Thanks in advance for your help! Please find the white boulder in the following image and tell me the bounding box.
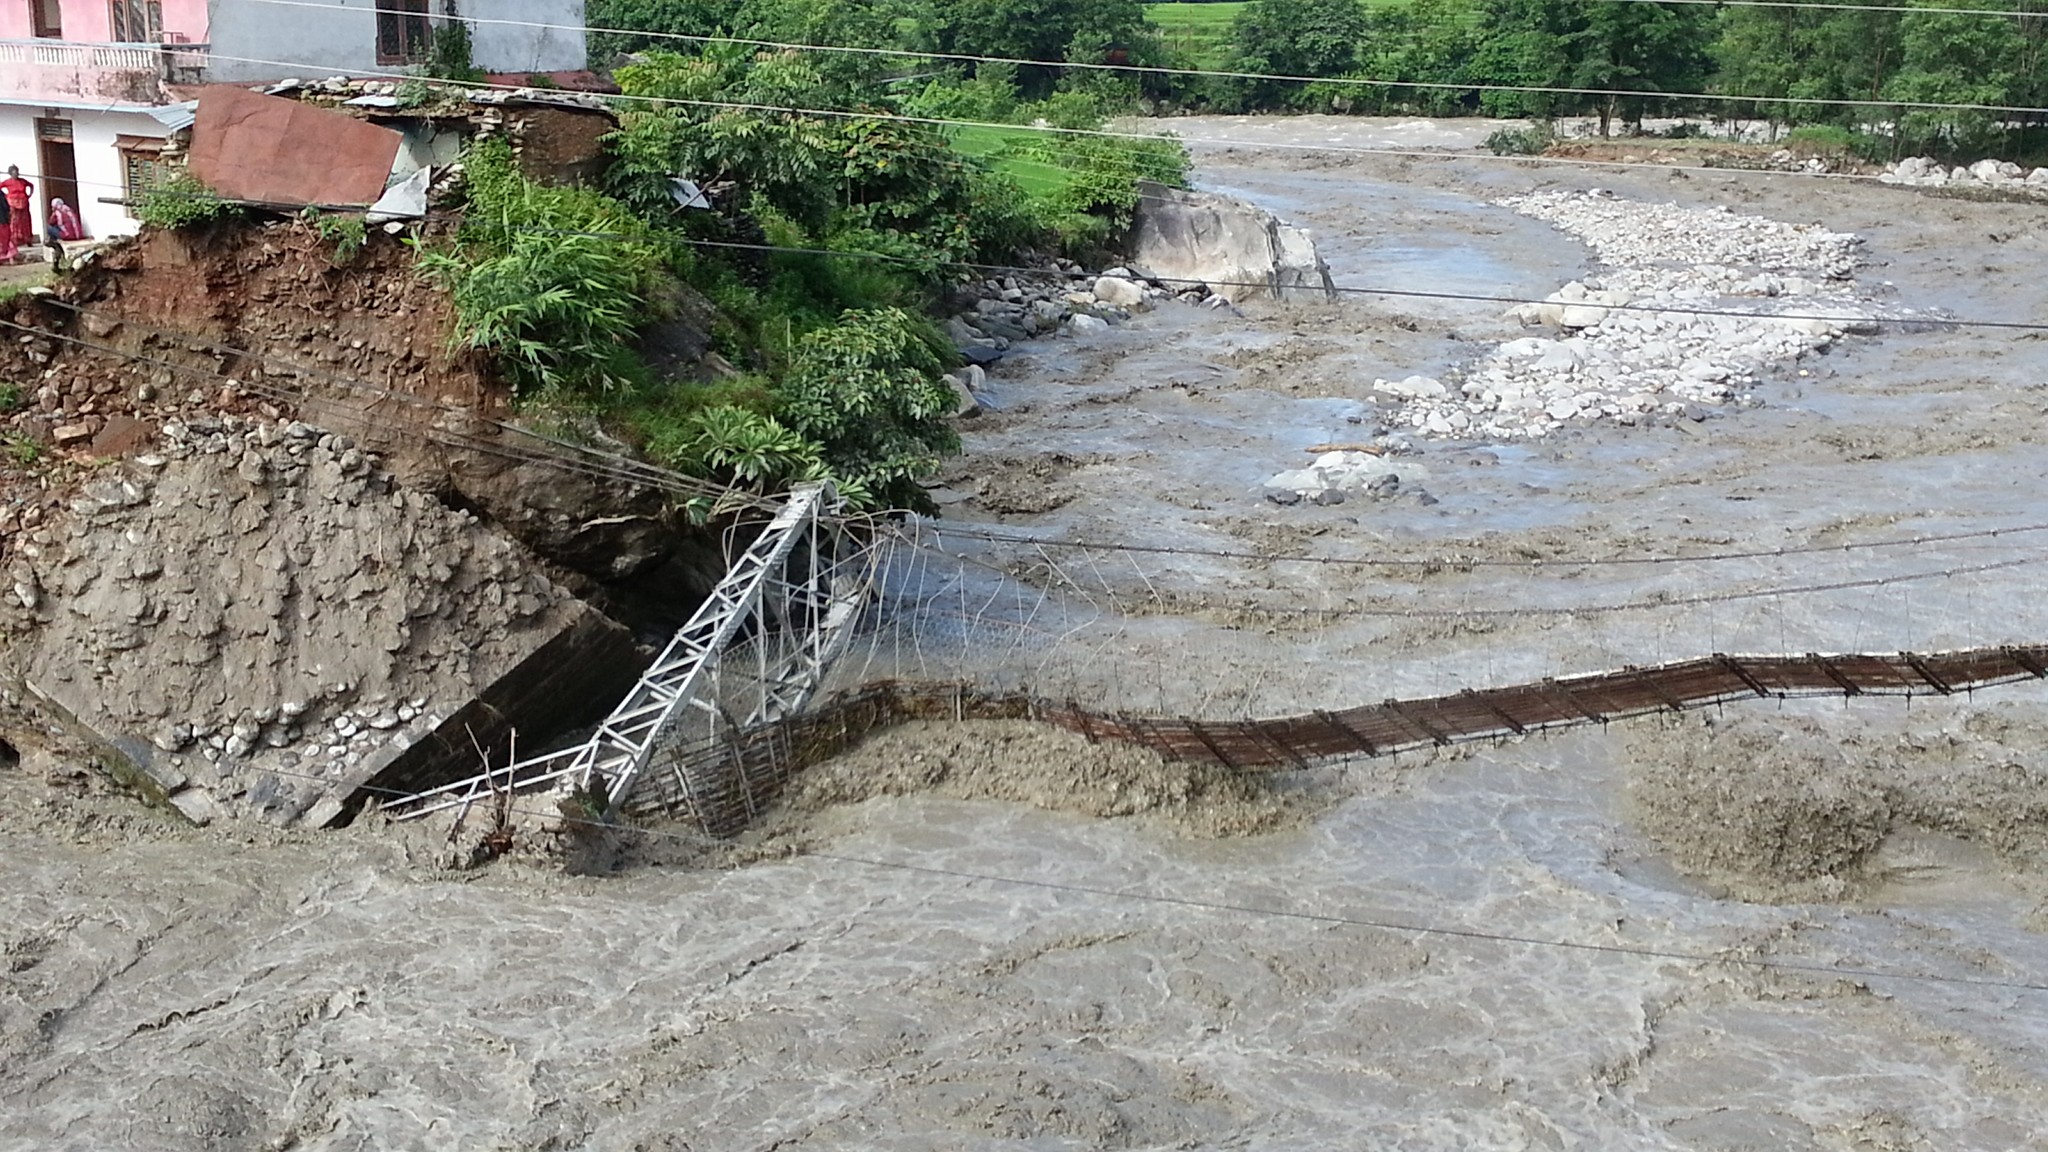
[1091,276,1145,308]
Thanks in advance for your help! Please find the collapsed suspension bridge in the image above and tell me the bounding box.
[380,484,2048,836]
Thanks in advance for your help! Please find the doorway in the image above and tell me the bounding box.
[35,118,80,241]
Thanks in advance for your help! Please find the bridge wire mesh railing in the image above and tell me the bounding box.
[604,515,2048,836]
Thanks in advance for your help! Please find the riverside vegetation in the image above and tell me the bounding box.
[119,0,2047,513]
[423,39,1188,513]
[597,0,2048,160]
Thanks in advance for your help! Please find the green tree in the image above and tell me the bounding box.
[1358,0,1481,116]
[1711,2,1905,133]
[919,0,1154,95]
[1230,0,1370,107]
[586,0,728,62]
[776,308,961,511]
[587,0,898,77]
[1884,3,2025,155]
[1467,0,1578,117]
[1567,2,1712,135]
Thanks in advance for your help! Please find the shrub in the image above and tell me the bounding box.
[428,17,483,82]
[777,307,960,511]
[419,229,649,395]
[1003,94,1191,242]
[419,139,667,395]
[1485,123,1555,156]
[134,173,242,230]
[306,209,369,264]
[1782,124,1889,165]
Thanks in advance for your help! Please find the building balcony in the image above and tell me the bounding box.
[0,38,210,106]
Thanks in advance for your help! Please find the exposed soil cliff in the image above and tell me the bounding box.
[2,221,725,611]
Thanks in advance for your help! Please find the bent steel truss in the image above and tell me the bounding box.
[386,482,873,828]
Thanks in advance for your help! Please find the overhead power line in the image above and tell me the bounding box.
[184,754,2048,998]
[9,303,2038,618]
[892,540,2041,620]
[179,49,2039,194]
[87,185,2048,335]
[918,521,2048,569]
[222,0,2048,116]
[0,310,769,512]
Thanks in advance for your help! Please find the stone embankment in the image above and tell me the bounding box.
[3,415,636,828]
[1880,156,2048,193]
[1264,189,1892,502]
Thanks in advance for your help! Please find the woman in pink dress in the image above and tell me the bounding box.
[47,198,83,241]
[0,166,32,254]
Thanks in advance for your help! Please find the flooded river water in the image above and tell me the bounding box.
[6,120,2048,1149]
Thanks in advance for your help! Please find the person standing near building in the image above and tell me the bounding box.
[0,167,33,259]
[0,194,15,265]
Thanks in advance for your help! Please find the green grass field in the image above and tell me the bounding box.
[1146,1,1414,70]
[1146,2,1246,70]
[950,123,1073,198]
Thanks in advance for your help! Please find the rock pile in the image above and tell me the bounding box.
[1351,191,1880,442]
[942,263,1208,372]
[6,415,629,828]
[940,185,1337,377]
[1879,156,2048,193]
[1261,451,1435,506]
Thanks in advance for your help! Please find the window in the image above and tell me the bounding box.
[117,136,172,204]
[31,0,63,38]
[376,0,433,64]
[108,0,164,42]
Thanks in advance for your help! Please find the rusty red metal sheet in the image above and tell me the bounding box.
[187,87,401,209]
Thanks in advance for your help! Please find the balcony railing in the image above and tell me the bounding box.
[0,39,213,104]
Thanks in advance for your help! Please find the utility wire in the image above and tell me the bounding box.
[892,537,2041,619]
[15,282,2048,587]
[0,312,766,511]
[19,299,2046,587]
[72,190,2047,333]
[171,44,2048,198]
[36,298,743,503]
[13,293,2037,619]
[222,0,2048,116]
[911,520,2048,569]
[135,752,2048,998]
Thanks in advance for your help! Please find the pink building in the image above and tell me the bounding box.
[0,0,210,241]
[1,0,584,240]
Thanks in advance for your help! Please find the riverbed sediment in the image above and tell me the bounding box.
[6,119,2048,1149]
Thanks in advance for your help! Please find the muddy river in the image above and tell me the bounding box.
[6,120,2048,1149]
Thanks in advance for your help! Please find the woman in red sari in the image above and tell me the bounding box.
[0,166,34,256]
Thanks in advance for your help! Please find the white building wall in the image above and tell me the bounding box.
[206,0,587,83]
[0,110,32,207]
[0,105,176,241]
[467,0,587,75]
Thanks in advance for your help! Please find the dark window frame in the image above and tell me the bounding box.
[107,0,164,42]
[117,135,171,207]
[31,0,64,38]
[376,0,434,65]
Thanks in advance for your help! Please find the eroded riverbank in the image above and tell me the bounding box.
[7,123,2048,1149]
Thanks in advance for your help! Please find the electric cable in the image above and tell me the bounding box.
[116,750,2048,998]
[219,0,2048,116]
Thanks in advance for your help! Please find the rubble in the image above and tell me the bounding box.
[7,416,638,828]
[1314,190,1888,450]
[933,186,1334,369]
[1880,155,2048,194]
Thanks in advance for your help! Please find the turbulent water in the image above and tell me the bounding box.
[8,120,2048,1149]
